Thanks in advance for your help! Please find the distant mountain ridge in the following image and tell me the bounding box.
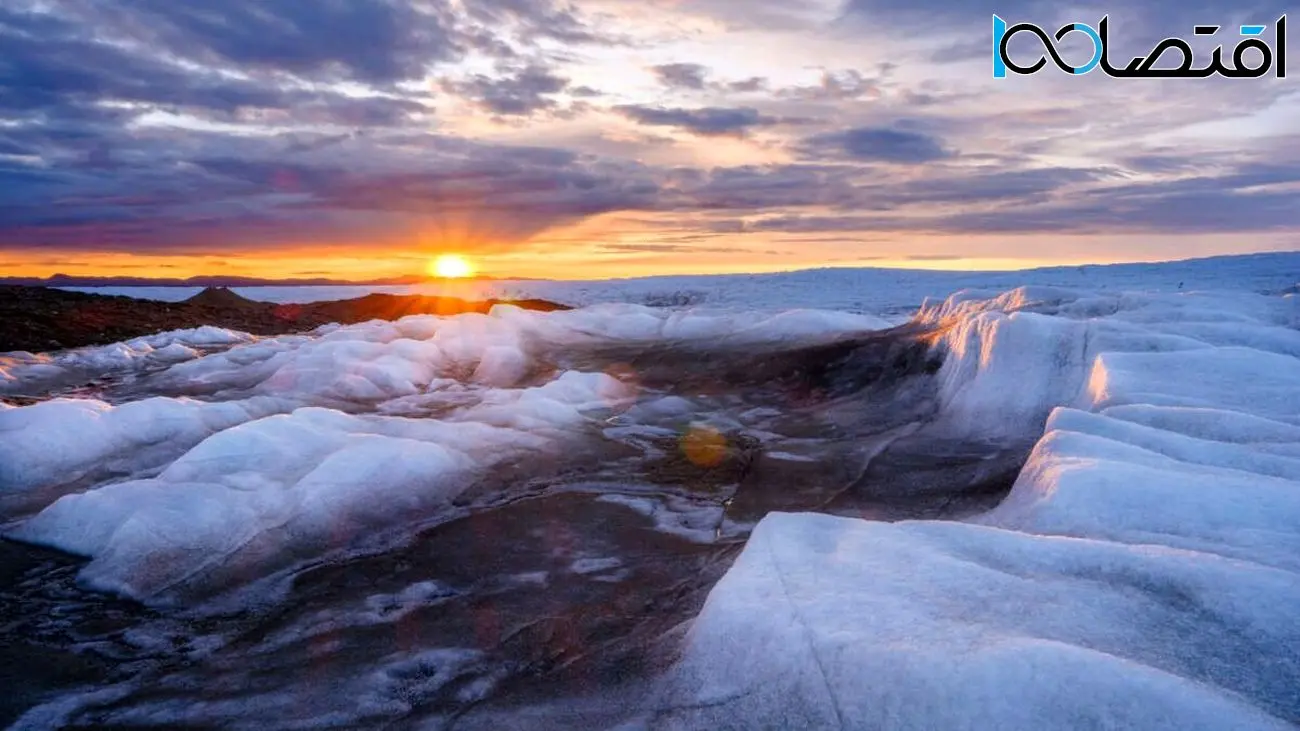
[0,273,526,287]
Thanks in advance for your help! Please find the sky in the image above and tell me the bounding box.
[1,0,1297,280]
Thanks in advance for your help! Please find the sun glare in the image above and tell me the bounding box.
[429,254,475,279]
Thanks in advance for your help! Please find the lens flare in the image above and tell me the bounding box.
[681,426,729,468]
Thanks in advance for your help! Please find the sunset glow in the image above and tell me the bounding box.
[0,1,1294,281]
[429,255,476,279]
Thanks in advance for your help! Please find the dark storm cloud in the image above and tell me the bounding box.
[440,65,571,116]
[614,105,787,137]
[801,127,953,164]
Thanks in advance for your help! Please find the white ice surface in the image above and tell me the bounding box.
[0,395,287,494]
[8,373,632,601]
[7,260,1300,726]
[0,325,255,390]
[2,301,888,602]
[654,286,1300,729]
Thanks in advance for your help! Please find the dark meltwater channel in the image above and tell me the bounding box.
[1,325,1034,730]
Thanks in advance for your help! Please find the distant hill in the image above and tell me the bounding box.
[0,273,535,287]
[0,286,568,352]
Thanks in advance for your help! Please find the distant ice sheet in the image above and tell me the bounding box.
[59,251,1300,313]
[652,285,1300,729]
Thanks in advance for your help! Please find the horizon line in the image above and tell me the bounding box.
[4,250,1298,287]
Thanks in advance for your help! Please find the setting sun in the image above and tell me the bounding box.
[429,254,475,279]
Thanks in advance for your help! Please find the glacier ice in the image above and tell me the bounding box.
[0,325,255,392]
[2,302,885,603]
[652,286,1300,729]
[5,276,1300,728]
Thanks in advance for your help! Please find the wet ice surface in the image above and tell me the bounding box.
[1,493,733,730]
[4,282,1298,730]
[651,287,1300,731]
[0,304,1015,729]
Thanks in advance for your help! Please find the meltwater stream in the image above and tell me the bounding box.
[1,318,1032,730]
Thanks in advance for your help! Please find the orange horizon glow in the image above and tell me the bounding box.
[0,252,1269,282]
[0,233,1292,282]
[0,252,1235,281]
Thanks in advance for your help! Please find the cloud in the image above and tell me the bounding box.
[777,69,883,101]
[700,158,1300,236]
[728,77,769,92]
[81,0,461,85]
[597,242,738,254]
[614,105,786,137]
[462,0,617,46]
[0,121,665,253]
[0,6,433,132]
[652,63,711,90]
[800,126,953,163]
[648,63,770,96]
[440,65,570,116]
[664,165,866,210]
[0,0,1296,268]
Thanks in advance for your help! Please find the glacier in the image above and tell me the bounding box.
[1,304,888,603]
[2,262,1299,729]
[648,286,1300,730]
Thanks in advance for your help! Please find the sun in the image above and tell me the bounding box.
[428,254,476,279]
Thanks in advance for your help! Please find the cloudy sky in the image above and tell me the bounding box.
[1,0,1296,279]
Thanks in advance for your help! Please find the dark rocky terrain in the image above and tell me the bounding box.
[0,286,569,353]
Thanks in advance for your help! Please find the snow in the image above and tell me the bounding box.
[653,285,1300,729]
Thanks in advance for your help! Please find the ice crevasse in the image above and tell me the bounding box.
[650,286,1300,730]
